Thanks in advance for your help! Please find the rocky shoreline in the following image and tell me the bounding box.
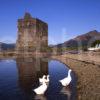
[51,52,100,100]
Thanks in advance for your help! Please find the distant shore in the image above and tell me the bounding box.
[0,51,49,59]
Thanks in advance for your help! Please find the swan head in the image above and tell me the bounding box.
[69,69,72,73]
[42,75,46,79]
[47,75,50,78]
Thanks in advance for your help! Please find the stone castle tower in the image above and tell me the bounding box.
[16,13,48,53]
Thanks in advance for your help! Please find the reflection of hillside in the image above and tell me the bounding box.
[16,57,48,93]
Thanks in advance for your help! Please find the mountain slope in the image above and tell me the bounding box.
[56,30,100,50]
[0,42,15,51]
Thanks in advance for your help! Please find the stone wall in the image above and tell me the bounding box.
[16,13,48,54]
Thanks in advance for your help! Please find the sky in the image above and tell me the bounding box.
[0,0,100,45]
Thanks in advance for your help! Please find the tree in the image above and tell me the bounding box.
[91,40,100,47]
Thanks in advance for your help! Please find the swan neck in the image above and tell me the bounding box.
[43,76,46,79]
[68,70,71,77]
[47,76,49,80]
[42,81,46,85]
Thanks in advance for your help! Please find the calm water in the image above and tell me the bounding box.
[0,58,77,100]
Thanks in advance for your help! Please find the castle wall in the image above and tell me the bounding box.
[16,13,48,53]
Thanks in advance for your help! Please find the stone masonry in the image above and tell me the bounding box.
[16,13,48,53]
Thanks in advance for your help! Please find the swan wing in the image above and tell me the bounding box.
[59,77,68,83]
[59,77,71,86]
[33,84,47,94]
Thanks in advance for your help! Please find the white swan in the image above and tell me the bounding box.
[39,75,46,84]
[59,69,72,86]
[33,81,48,95]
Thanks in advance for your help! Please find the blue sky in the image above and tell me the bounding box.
[0,0,100,44]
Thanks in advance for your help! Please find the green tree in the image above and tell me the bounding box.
[91,40,100,47]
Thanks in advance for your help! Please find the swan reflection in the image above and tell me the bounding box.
[34,95,47,100]
[60,86,71,100]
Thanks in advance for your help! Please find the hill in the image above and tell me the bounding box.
[54,30,100,50]
[0,42,15,51]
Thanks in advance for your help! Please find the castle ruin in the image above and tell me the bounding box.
[16,13,48,54]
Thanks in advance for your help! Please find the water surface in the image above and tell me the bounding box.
[0,58,77,100]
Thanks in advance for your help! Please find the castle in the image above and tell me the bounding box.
[16,13,48,53]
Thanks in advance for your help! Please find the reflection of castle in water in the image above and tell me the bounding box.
[16,57,48,93]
